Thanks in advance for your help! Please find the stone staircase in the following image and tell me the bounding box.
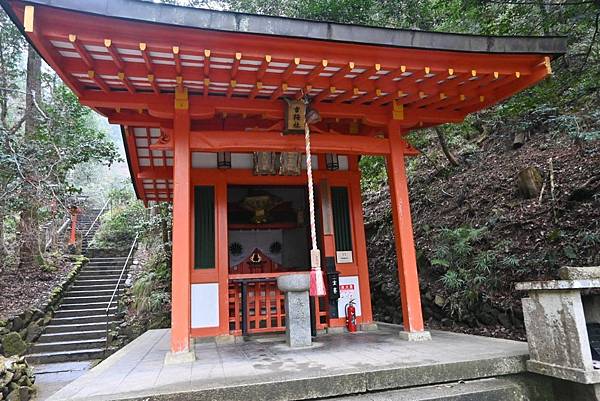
[26,206,132,364]
[26,255,130,364]
[77,208,102,250]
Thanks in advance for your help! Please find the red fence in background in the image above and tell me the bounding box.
[229,279,328,335]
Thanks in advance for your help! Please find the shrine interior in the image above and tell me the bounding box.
[227,185,312,275]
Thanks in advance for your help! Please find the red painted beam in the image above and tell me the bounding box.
[160,130,394,155]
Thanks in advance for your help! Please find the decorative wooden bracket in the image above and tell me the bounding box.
[392,100,404,120]
[175,87,189,110]
[544,56,552,75]
[24,5,34,32]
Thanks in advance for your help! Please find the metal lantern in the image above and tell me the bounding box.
[325,153,339,171]
[217,152,231,168]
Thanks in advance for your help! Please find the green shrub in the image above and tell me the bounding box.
[91,201,146,251]
[130,250,171,329]
[431,226,502,319]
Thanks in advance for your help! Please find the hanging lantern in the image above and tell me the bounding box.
[325,153,339,171]
[217,152,231,169]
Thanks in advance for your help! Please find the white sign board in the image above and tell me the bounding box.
[337,276,362,317]
[191,283,219,328]
[336,250,353,264]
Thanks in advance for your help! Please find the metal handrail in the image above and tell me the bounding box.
[104,233,139,352]
[84,198,110,239]
[45,216,71,250]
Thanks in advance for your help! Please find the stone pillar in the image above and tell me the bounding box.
[277,273,311,348]
[517,266,600,400]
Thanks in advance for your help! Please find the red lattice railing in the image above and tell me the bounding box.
[229,279,328,335]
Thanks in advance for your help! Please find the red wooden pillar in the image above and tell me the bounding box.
[68,206,78,246]
[171,88,192,353]
[386,121,429,338]
[350,172,374,324]
[216,177,230,335]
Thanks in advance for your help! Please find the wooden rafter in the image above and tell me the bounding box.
[281,57,300,81]
[256,55,271,80]
[249,81,262,99]
[314,86,336,103]
[352,63,381,87]
[173,46,182,75]
[304,59,328,82]
[203,49,211,78]
[330,62,355,85]
[104,39,124,71]
[139,42,153,72]
[334,87,360,104]
[68,34,94,68]
[87,70,110,93]
[118,71,135,94]
[148,74,160,94]
[231,52,242,79]
[270,83,287,100]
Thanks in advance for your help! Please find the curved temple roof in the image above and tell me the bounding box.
[5,0,566,55]
[1,0,567,202]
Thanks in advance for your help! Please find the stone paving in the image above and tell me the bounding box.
[33,361,96,400]
[47,325,530,401]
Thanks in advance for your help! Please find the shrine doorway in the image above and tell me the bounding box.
[227,185,313,275]
[226,185,326,335]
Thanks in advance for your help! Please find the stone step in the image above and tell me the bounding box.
[37,330,106,343]
[30,338,107,354]
[54,307,117,318]
[59,301,114,310]
[77,272,126,278]
[45,322,111,333]
[80,267,124,273]
[73,278,127,286]
[88,257,129,262]
[26,348,108,364]
[62,295,117,304]
[69,283,124,292]
[85,261,128,266]
[49,314,117,325]
[81,266,125,271]
[83,262,125,270]
[79,269,127,275]
[78,271,127,277]
[65,289,121,297]
[329,378,529,401]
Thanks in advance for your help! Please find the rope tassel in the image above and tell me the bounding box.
[305,121,327,297]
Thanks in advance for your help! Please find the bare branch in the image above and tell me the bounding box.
[580,13,600,72]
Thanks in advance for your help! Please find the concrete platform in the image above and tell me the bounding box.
[47,326,531,401]
[33,361,97,400]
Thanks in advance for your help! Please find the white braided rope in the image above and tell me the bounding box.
[305,122,318,252]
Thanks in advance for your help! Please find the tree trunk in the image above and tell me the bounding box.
[24,45,41,137]
[518,166,543,199]
[18,45,42,267]
[0,204,7,260]
[434,127,460,167]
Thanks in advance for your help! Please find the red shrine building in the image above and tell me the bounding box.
[2,0,565,355]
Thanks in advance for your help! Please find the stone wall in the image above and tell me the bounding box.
[0,255,88,357]
[0,355,36,401]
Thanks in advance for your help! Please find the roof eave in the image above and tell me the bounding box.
[5,0,567,56]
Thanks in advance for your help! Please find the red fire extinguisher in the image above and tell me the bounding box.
[345,299,357,332]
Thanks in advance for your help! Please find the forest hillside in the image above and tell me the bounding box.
[365,115,599,339]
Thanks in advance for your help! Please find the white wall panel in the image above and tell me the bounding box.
[191,283,219,328]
